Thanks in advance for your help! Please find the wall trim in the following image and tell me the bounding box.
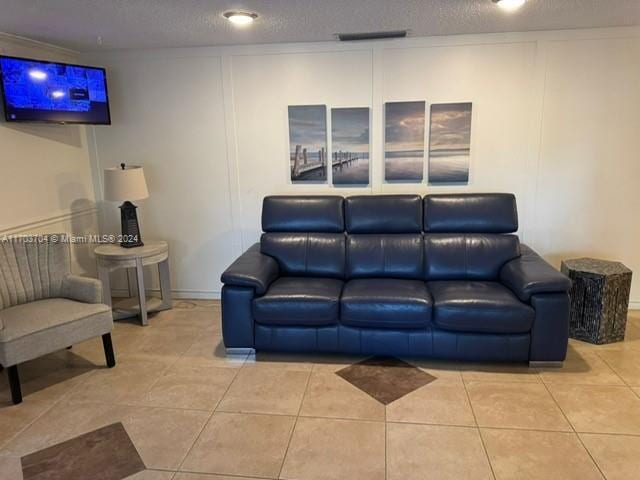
[0,207,98,235]
[0,31,79,55]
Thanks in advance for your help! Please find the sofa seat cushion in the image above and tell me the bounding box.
[253,277,343,326]
[340,279,432,329]
[429,281,534,334]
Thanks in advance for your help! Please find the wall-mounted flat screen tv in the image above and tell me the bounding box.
[0,55,111,124]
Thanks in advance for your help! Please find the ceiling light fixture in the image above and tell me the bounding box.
[223,11,258,25]
[51,90,65,99]
[492,0,526,11]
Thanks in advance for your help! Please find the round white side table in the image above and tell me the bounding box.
[95,241,172,326]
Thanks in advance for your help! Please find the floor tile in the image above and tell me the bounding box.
[21,422,145,480]
[466,382,571,431]
[65,354,177,405]
[299,371,385,421]
[174,474,261,480]
[481,428,603,480]
[181,412,295,478]
[580,433,640,480]
[0,455,23,480]
[124,471,175,480]
[138,364,237,410]
[336,357,436,405]
[216,367,309,415]
[0,399,57,450]
[310,354,369,373]
[461,363,541,383]
[244,351,315,372]
[280,417,385,480]
[387,423,492,480]
[548,384,640,434]
[538,351,624,386]
[4,401,209,470]
[596,349,640,386]
[386,378,476,426]
[181,336,247,369]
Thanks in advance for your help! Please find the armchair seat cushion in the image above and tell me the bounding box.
[0,298,113,366]
[340,279,432,329]
[429,281,534,334]
[253,277,343,326]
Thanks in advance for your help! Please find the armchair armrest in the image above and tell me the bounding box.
[500,245,571,302]
[220,243,279,295]
[61,274,104,304]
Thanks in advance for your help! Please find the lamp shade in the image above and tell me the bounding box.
[103,165,149,202]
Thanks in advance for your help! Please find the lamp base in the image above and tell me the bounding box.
[119,201,144,248]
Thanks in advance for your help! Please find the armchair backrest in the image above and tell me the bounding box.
[0,235,71,310]
[423,194,521,280]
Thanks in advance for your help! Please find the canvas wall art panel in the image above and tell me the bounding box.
[384,101,426,182]
[331,107,370,185]
[428,102,472,184]
[288,105,328,182]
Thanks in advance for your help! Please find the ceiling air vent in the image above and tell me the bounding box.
[337,30,407,41]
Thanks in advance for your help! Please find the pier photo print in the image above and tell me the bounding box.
[288,105,328,182]
[428,102,472,184]
[384,101,426,182]
[331,107,370,185]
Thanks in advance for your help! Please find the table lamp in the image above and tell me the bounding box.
[103,163,149,248]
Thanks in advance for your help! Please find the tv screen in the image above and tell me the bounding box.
[0,55,111,124]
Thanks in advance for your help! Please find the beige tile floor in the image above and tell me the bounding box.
[0,302,639,479]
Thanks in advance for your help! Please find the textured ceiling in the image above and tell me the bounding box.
[0,0,638,51]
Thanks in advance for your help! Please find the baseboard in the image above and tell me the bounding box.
[111,288,221,300]
[628,301,640,310]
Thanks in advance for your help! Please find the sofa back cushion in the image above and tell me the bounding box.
[345,195,422,234]
[346,234,423,279]
[424,233,520,280]
[424,193,518,233]
[262,196,344,233]
[261,233,345,279]
[260,196,346,278]
[344,195,423,279]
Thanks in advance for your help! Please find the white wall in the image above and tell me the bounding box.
[86,27,640,304]
[0,34,100,275]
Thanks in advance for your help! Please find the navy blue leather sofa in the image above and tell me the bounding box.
[220,194,571,366]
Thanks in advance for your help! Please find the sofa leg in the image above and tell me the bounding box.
[8,365,22,405]
[102,333,116,368]
[529,361,564,368]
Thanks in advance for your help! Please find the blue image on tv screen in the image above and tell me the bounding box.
[0,56,110,124]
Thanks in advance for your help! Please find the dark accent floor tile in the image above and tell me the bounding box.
[336,357,436,405]
[21,422,145,480]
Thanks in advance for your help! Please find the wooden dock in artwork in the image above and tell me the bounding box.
[332,151,360,169]
[291,145,327,177]
[291,145,363,178]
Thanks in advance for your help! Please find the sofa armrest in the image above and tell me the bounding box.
[61,274,104,304]
[500,245,571,302]
[220,243,279,295]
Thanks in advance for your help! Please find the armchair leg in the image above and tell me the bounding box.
[8,365,22,405]
[102,333,116,368]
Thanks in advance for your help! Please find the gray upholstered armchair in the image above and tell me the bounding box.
[0,235,115,404]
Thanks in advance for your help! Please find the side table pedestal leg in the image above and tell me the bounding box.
[158,258,173,309]
[135,257,148,326]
